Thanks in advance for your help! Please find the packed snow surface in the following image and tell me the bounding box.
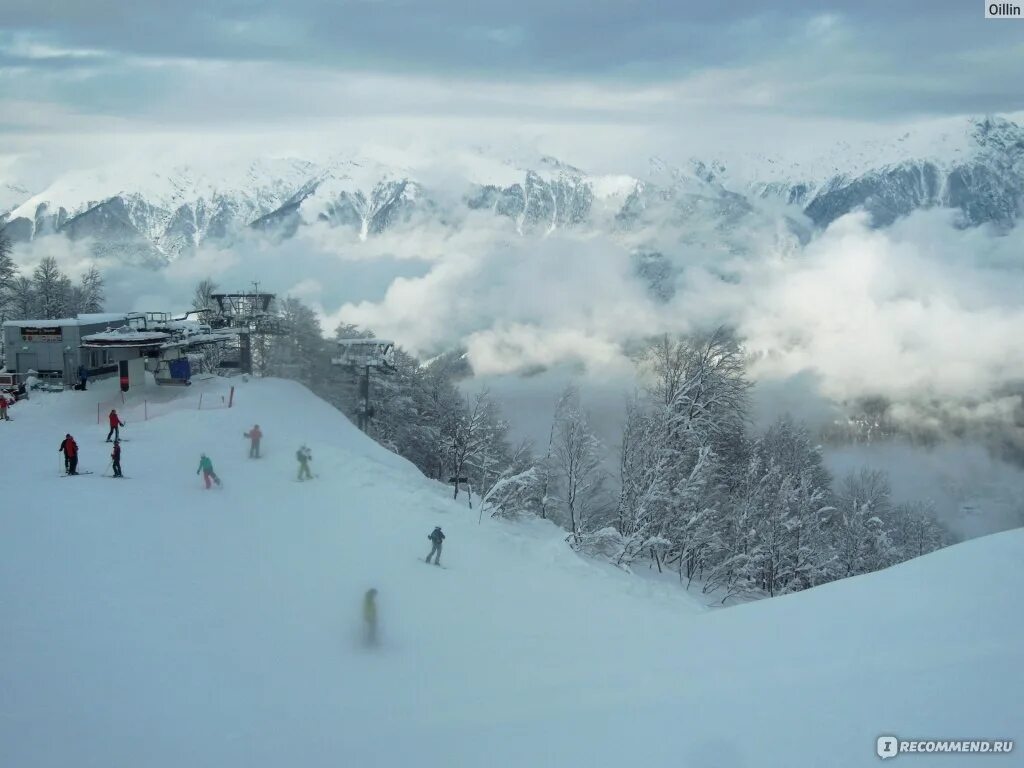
[1,377,1021,767]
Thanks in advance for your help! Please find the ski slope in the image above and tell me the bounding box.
[1,376,1021,768]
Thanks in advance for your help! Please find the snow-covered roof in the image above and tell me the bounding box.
[3,313,129,329]
[81,327,170,344]
[77,313,135,324]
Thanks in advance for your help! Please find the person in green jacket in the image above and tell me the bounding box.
[363,588,379,647]
[197,453,221,489]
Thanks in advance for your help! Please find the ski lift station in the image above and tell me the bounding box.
[1,312,235,389]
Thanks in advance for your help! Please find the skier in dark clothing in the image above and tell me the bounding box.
[296,445,313,481]
[425,526,445,565]
[111,439,123,477]
[59,434,79,475]
[244,425,263,458]
[363,588,379,647]
[106,410,125,442]
[77,365,88,391]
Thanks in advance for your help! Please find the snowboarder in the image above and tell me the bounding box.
[296,445,313,481]
[106,409,125,442]
[425,526,445,565]
[197,453,221,489]
[363,588,379,646]
[0,395,9,421]
[59,434,79,475]
[244,424,263,458]
[111,439,123,478]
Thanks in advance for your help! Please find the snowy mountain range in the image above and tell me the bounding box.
[1,115,1021,266]
[756,116,1024,227]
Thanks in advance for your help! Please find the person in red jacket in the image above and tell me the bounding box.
[244,424,263,458]
[59,434,79,475]
[107,409,125,442]
[0,395,9,421]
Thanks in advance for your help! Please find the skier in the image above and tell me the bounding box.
[196,453,221,489]
[106,409,125,442]
[77,365,88,391]
[244,424,263,458]
[363,588,379,646]
[425,526,445,565]
[0,394,9,421]
[59,434,79,475]
[111,439,123,478]
[296,445,313,481]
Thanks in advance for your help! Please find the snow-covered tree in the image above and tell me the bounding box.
[8,276,36,319]
[886,501,950,561]
[749,417,834,593]
[441,389,497,506]
[608,395,674,568]
[32,257,72,319]
[641,327,750,459]
[463,390,514,506]
[481,442,544,521]
[192,278,219,313]
[830,468,896,577]
[550,387,607,544]
[79,266,105,313]
[640,328,751,580]
[66,266,105,316]
[266,297,329,384]
[0,230,16,316]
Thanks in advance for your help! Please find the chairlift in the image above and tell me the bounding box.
[332,338,396,372]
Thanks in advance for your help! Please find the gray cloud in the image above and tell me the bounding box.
[0,2,1022,145]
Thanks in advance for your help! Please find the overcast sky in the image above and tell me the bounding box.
[2,1,1023,179]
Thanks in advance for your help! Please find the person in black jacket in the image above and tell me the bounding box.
[111,439,123,478]
[425,526,445,565]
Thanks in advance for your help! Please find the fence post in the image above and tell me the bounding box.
[145,400,148,421]
[97,402,101,425]
[198,393,203,410]
[228,386,235,408]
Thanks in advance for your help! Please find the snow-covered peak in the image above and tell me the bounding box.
[718,113,1024,190]
[9,156,317,222]
[0,182,31,216]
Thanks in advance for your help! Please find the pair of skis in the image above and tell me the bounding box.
[62,471,129,479]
